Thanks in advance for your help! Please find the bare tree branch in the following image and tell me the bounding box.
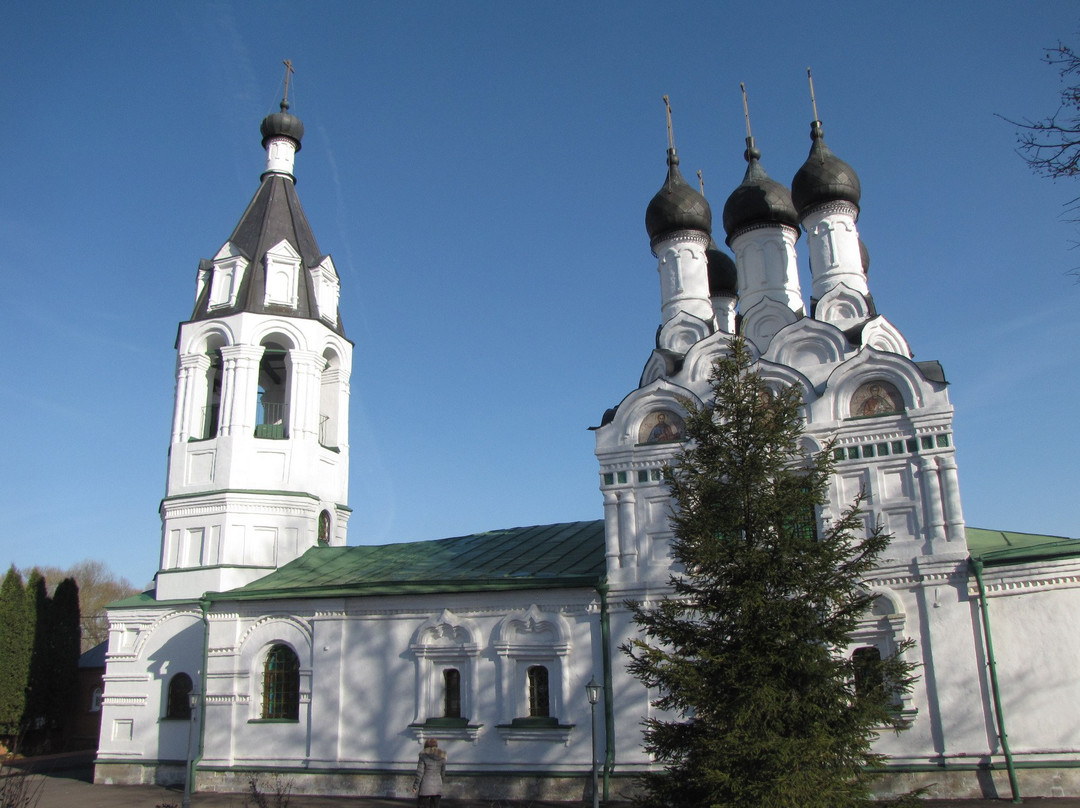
[1000,40,1080,277]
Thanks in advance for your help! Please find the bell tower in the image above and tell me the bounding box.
[155,80,352,601]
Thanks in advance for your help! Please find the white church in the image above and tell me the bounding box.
[94,92,1080,801]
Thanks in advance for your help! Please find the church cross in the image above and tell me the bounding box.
[663,95,674,152]
[282,59,295,105]
[807,67,820,123]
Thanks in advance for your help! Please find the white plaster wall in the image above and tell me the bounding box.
[974,561,1080,755]
[197,587,606,784]
[96,606,205,773]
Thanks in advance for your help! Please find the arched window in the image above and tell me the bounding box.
[527,665,550,718]
[443,669,461,718]
[256,342,289,439]
[318,511,331,546]
[263,644,300,720]
[201,339,224,439]
[852,646,883,699]
[165,672,193,720]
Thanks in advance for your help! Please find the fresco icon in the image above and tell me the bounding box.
[850,381,903,418]
[640,410,685,444]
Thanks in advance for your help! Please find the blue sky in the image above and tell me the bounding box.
[2,2,1077,587]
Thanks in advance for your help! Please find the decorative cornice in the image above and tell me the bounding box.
[729,221,800,242]
[969,572,1080,597]
[102,695,148,706]
[102,672,151,683]
[802,199,859,221]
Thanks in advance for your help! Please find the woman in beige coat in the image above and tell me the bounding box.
[412,738,446,808]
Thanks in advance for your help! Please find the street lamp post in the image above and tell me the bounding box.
[182,691,201,808]
[585,677,601,808]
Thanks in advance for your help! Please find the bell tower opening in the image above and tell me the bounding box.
[256,340,290,439]
[201,335,225,440]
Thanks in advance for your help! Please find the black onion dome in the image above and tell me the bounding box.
[791,121,860,217]
[260,100,305,151]
[706,239,738,296]
[722,144,799,241]
[645,149,712,243]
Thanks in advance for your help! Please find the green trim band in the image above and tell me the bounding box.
[866,759,1080,773]
[195,764,595,779]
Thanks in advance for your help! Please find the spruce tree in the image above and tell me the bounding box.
[623,338,916,808]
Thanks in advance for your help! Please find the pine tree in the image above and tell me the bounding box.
[623,338,917,808]
[0,566,30,740]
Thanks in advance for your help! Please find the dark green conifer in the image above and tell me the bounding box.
[47,578,82,734]
[24,570,50,744]
[0,566,30,740]
[623,338,916,808]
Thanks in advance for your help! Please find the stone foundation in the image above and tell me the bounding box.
[94,759,186,787]
[94,761,1080,801]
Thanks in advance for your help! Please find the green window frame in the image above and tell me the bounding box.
[263,644,300,720]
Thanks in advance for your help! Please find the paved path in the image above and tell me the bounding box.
[7,752,1080,808]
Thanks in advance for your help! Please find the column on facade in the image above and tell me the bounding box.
[936,455,965,542]
[321,366,351,449]
[603,491,620,569]
[173,353,210,443]
[618,490,638,570]
[218,345,264,437]
[286,349,324,440]
[917,455,947,543]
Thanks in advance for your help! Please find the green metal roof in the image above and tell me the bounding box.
[966,526,1080,567]
[206,520,607,602]
[110,522,1077,611]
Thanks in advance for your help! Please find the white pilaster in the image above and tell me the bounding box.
[173,353,210,443]
[219,344,264,437]
[917,455,947,544]
[603,491,620,570]
[937,455,965,543]
[618,490,638,570]
[287,349,324,440]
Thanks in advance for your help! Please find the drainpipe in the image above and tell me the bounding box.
[597,581,614,803]
[970,559,1021,804]
[191,598,211,795]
